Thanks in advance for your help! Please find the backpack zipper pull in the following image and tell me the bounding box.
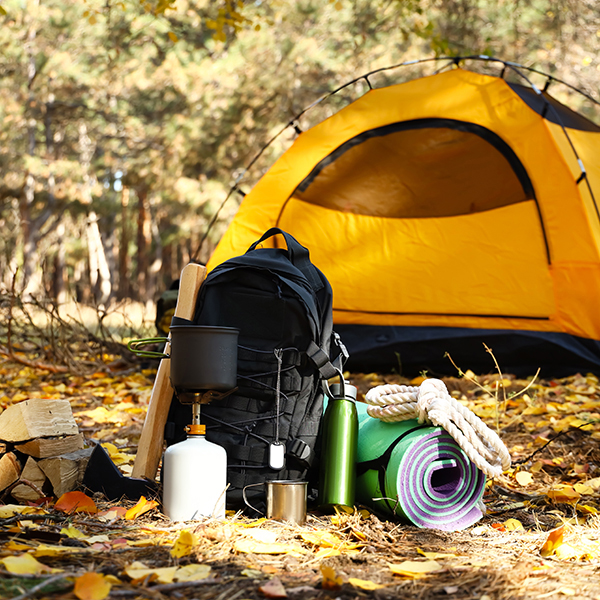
[270,348,286,470]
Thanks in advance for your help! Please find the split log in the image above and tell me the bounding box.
[10,457,50,502]
[0,398,78,443]
[38,447,93,497]
[0,452,22,492]
[16,434,85,458]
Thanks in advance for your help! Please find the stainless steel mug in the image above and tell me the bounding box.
[244,480,307,524]
[266,480,307,524]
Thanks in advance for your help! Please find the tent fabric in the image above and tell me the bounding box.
[207,67,600,376]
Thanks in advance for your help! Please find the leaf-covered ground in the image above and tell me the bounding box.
[1,356,600,600]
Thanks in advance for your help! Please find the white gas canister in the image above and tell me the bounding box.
[162,425,227,521]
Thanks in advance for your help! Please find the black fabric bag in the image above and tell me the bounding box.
[164,228,347,512]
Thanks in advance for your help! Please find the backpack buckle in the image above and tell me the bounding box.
[287,438,313,469]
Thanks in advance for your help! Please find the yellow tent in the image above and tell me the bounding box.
[207,60,600,376]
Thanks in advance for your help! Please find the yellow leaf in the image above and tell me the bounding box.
[348,578,384,590]
[390,560,443,578]
[417,548,457,559]
[126,538,158,547]
[168,31,178,42]
[573,482,594,495]
[243,529,279,544]
[547,486,581,504]
[541,526,565,557]
[315,547,341,559]
[586,477,600,490]
[554,543,580,561]
[300,530,343,547]
[175,564,211,582]
[124,561,177,584]
[74,572,112,600]
[515,471,534,486]
[61,524,87,539]
[576,504,598,515]
[0,504,45,518]
[504,518,525,531]
[125,496,158,520]
[233,538,297,555]
[170,530,196,558]
[31,543,91,557]
[530,461,544,473]
[320,564,343,590]
[1,553,62,575]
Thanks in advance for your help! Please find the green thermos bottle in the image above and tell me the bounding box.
[319,378,358,511]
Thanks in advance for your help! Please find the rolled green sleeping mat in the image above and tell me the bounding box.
[355,401,486,531]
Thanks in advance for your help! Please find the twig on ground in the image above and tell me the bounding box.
[6,574,71,600]
[512,421,595,465]
[108,578,220,596]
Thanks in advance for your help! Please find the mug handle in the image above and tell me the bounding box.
[242,482,266,516]
[127,338,170,359]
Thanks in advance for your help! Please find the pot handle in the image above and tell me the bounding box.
[127,338,170,359]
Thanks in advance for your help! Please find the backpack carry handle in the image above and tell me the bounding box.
[247,227,323,291]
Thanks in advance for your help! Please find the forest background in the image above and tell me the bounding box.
[2,0,600,322]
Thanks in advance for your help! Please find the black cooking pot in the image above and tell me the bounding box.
[128,324,239,392]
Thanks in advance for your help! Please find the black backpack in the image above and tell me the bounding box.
[164,228,347,512]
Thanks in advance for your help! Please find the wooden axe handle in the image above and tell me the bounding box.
[132,263,207,480]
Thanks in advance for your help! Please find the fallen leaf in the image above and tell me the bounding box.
[244,529,279,544]
[124,561,177,584]
[504,518,525,531]
[175,564,212,582]
[0,504,44,518]
[258,577,288,598]
[1,553,62,575]
[170,529,196,558]
[557,587,576,596]
[74,572,112,600]
[573,482,594,495]
[97,507,127,521]
[417,548,457,559]
[320,564,343,590]
[234,538,298,555]
[55,491,98,514]
[348,577,384,590]
[241,568,264,579]
[125,496,158,520]
[541,526,565,557]
[61,524,87,539]
[515,471,534,486]
[31,543,92,557]
[314,547,341,559]
[300,531,343,547]
[547,486,581,504]
[390,560,443,578]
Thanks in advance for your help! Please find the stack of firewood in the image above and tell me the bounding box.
[0,398,92,502]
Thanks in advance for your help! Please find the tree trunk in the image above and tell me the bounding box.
[118,186,130,299]
[20,2,43,299]
[136,188,151,301]
[79,123,111,306]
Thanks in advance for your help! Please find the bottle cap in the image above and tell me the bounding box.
[329,381,358,402]
[185,423,206,435]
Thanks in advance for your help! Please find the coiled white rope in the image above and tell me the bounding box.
[365,378,511,478]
